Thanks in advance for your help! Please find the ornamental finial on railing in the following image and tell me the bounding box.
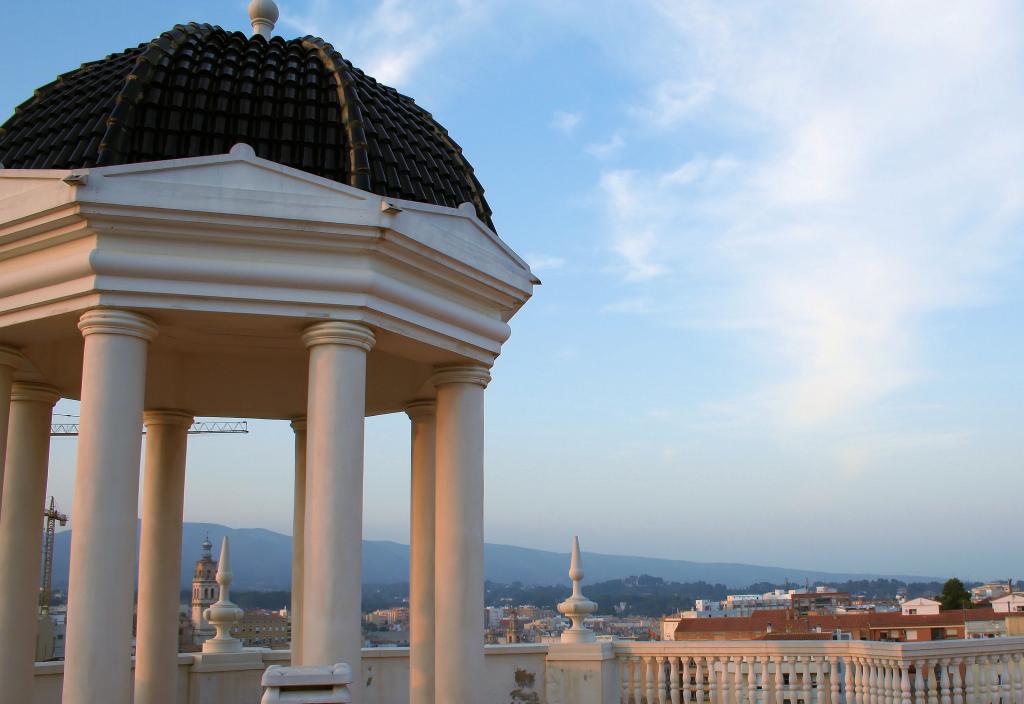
[557,536,598,643]
[202,536,244,653]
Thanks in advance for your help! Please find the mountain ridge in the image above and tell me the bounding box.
[48,522,937,591]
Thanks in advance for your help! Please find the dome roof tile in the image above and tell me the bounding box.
[0,23,494,229]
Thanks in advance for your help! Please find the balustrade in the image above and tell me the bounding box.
[613,640,1024,704]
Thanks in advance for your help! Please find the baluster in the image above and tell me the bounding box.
[829,656,840,704]
[683,657,693,704]
[879,661,888,704]
[844,656,856,704]
[647,656,658,704]
[763,656,774,704]
[867,659,877,704]
[896,662,905,704]
[952,659,964,704]
[1000,655,1012,704]
[776,657,786,704]
[722,657,732,704]
[621,656,631,704]
[884,661,893,704]
[927,660,940,704]
[633,656,644,704]
[902,662,915,704]
[978,657,990,704]
[805,656,814,704]
[709,657,719,704]
[671,656,682,704]
[696,657,706,704]
[966,657,977,704]
[748,657,758,704]
[940,660,952,704]
[657,656,668,704]
[1012,653,1024,704]
[736,656,745,704]
[915,661,927,704]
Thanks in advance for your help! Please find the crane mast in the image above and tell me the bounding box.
[40,496,68,614]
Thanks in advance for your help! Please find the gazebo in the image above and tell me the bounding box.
[0,3,535,703]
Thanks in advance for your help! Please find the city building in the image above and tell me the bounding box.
[900,597,941,616]
[672,607,1008,641]
[231,610,291,650]
[972,581,1014,602]
[992,593,1024,613]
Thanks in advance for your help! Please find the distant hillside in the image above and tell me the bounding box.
[49,522,936,591]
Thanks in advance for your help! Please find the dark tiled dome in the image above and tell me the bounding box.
[0,23,494,229]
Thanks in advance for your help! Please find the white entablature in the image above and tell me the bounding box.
[0,144,535,417]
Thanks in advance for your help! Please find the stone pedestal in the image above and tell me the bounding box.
[545,642,621,704]
[261,663,353,704]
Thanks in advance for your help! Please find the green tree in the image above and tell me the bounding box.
[938,578,972,610]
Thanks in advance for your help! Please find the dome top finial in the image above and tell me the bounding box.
[248,0,279,39]
[201,534,213,558]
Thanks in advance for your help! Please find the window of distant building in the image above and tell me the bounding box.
[908,609,918,615]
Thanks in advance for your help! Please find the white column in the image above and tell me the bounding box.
[0,382,59,696]
[290,417,306,664]
[63,309,156,704]
[0,345,22,510]
[134,410,193,704]
[300,321,374,675]
[432,365,489,704]
[406,400,437,704]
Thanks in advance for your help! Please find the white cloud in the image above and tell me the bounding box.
[526,253,566,272]
[586,133,625,159]
[281,0,494,87]
[550,110,583,134]
[592,0,1024,427]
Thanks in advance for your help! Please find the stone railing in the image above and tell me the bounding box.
[29,637,1024,704]
[30,644,549,704]
[611,639,1024,704]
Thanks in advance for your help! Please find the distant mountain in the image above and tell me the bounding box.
[49,522,935,591]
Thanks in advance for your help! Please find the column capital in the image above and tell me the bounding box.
[78,308,157,341]
[301,321,375,352]
[0,345,22,370]
[290,417,307,432]
[430,365,490,389]
[404,399,436,421]
[142,410,194,428]
[10,381,60,406]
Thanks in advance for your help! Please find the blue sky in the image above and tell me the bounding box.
[3,0,1023,579]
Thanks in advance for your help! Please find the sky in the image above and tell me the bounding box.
[2,0,1023,580]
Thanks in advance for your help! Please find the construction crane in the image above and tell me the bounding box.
[43,415,247,610]
[39,497,68,614]
[50,415,248,436]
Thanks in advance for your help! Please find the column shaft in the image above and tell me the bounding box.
[433,366,489,704]
[0,346,22,510]
[134,411,193,704]
[301,322,373,678]
[0,383,59,697]
[290,418,306,664]
[407,401,437,704]
[63,309,156,704]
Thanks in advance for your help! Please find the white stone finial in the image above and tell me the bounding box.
[557,536,598,643]
[202,536,244,653]
[248,0,279,39]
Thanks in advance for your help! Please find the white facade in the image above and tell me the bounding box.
[901,597,941,616]
[993,594,1024,614]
